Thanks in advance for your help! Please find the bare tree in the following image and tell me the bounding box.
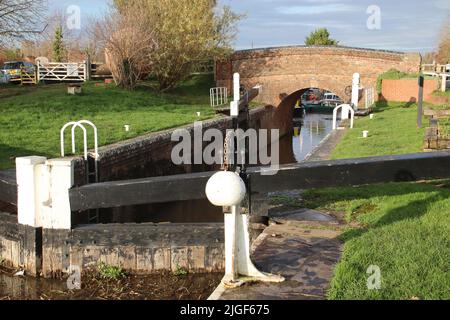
[95,4,157,89]
[0,0,47,46]
[115,0,242,91]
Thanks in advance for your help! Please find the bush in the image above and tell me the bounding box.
[376,69,421,94]
[98,262,125,280]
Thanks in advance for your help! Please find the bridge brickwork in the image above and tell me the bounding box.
[216,46,422,106]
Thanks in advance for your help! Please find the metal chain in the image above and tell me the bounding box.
[222,131,235,171]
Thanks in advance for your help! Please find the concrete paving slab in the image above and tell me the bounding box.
[212,210,343,300]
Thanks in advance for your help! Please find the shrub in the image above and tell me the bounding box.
[98,262,125,280]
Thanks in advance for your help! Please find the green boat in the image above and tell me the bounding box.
[302,103,335,113]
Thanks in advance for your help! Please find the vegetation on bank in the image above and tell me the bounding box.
[330,101,445,159]
[98,263,125,280]
[376,69,432,94]
[312,100,450,299]
[433,90,450,98]
[0,74,216,169]
[302,181,450,300]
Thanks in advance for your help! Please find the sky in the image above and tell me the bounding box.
[49,0,450,53]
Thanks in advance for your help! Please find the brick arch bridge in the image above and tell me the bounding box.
[216,46,422,107]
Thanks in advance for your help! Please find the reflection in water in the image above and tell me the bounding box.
[280,113,334,163]
[0,270,67,299]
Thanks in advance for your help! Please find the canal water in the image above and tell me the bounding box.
[289,113,335,162]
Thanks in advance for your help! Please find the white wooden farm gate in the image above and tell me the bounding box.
[37,61,88,82]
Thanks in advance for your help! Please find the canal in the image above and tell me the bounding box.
[290,113,335,162]
[278,112,335,165]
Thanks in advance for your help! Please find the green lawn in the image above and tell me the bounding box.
[331,101,438,159]
[302,181,450,300]
[433,90,450,98]
[311,100,450,299]
[0,74,216,169]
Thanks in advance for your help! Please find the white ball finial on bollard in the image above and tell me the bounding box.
[205,171,246,207]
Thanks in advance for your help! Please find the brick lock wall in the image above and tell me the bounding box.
[381,79,439,103]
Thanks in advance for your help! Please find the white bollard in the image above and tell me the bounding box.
[16,156,47,227]
[363,130,369,138]
[370,114,374,119]
[442,74,447,92]
[124,125,130,132]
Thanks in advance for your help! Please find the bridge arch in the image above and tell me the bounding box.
[216,45,421,107]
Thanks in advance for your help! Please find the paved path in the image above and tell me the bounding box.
[306,128,347,161]
[211,208,343,300]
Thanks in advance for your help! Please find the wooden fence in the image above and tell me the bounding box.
[20,67,37,85]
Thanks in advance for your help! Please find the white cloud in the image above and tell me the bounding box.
[276,4,359,15]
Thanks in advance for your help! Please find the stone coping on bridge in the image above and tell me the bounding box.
[234,45,406,56]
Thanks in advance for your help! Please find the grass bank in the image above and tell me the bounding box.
[312,100,450,299]
[302,181,450,299]
[0,74,216,169]
[331,101,443,159]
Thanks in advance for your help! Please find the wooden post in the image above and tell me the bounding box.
[418,75,424,128]
[85,56,91,81]
[36,61,40,83]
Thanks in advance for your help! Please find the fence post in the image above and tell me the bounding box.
[16,156,47,227]
[85,57,91,81]
[36,62,40,83]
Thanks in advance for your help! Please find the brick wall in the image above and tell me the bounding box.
[216,46,422,107]
[381,79,439,103]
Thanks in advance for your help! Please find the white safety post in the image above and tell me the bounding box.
[230,73,240,117]
[352,73,360,110]
[16,157,74,230]
[41,159,74,230]
[233,73,240,102]
[205,72,284,288]
[61,120,99,161]
[76,120,99,160]
[16,156,47,227]
[333,104,354,130]
[61,121,87,160]
[206,171,284,288]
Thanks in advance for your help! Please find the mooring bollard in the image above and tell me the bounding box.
[205,73,284,288]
